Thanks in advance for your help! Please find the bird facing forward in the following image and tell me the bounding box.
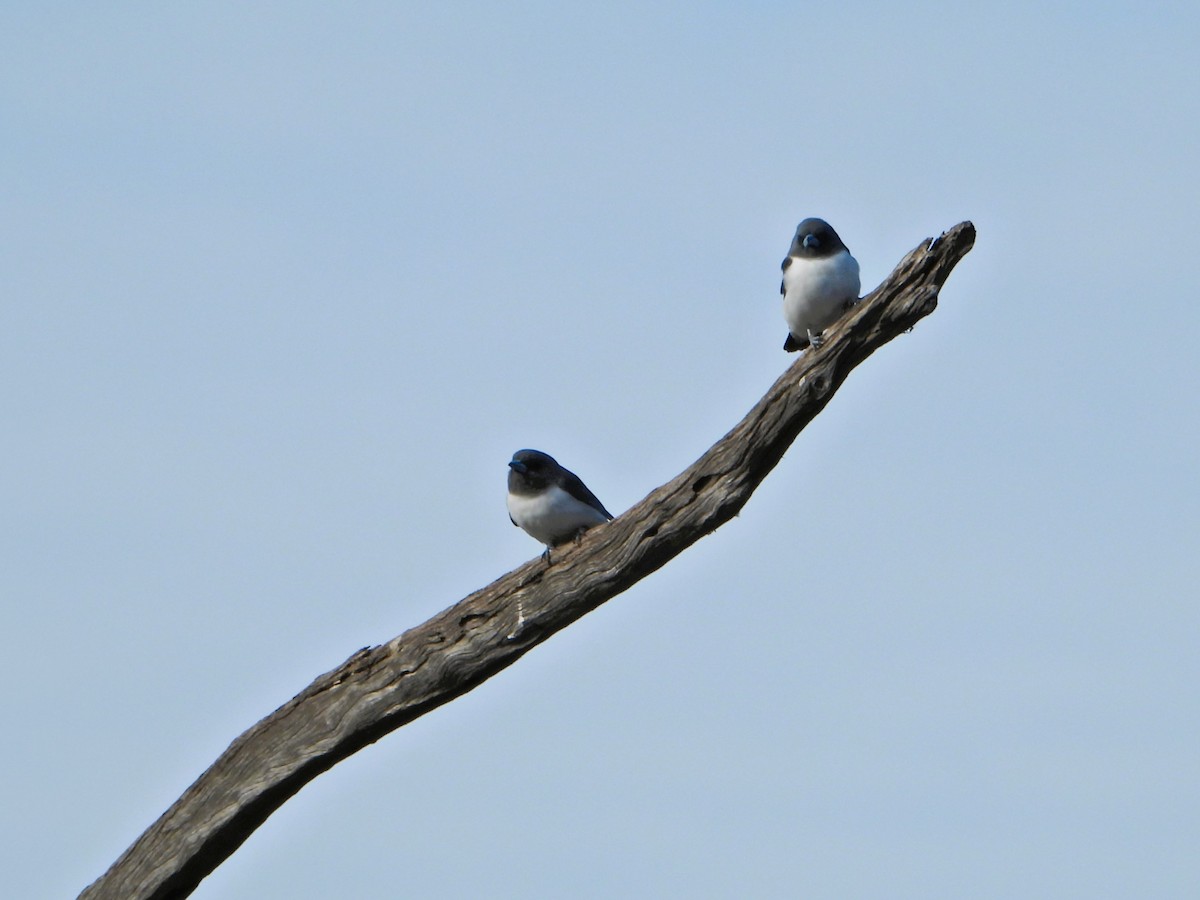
[780,217,861,352]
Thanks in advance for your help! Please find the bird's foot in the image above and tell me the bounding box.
[807,328,825,350]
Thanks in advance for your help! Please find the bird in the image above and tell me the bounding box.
[507,449,613,559]
[780,217,861,352]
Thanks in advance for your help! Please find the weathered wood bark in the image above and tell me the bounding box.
[81,222,975,900]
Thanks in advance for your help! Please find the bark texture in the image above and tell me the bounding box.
[81,221,975,900]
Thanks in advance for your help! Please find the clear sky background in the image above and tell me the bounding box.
[3,3,1198,898]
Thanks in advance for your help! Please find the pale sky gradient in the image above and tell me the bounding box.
[3,3,1198,898]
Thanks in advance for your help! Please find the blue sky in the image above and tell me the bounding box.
[3,3,1198,898]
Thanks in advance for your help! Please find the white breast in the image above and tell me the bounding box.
[782,250,861,338]
[507,484,610,546]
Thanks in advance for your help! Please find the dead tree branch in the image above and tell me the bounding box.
[81,221,975,900]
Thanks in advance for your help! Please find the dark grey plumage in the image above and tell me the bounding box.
[506,449,612,553]
[780,217,861,352]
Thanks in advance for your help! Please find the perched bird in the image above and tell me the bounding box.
[780,217,861,352]
[507,449,613,558]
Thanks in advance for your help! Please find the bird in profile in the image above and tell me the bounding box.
[780,217,861,352]
[507,449,613,560]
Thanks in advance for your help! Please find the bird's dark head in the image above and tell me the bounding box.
[508,449,559,490]
[790,217,848,259]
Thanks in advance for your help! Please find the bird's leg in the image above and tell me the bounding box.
[807,328,824,349]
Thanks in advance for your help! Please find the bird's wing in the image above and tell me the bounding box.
[560,472,613,520]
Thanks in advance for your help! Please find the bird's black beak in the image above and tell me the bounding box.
[802,233,820,250]
[508,460,527,474]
